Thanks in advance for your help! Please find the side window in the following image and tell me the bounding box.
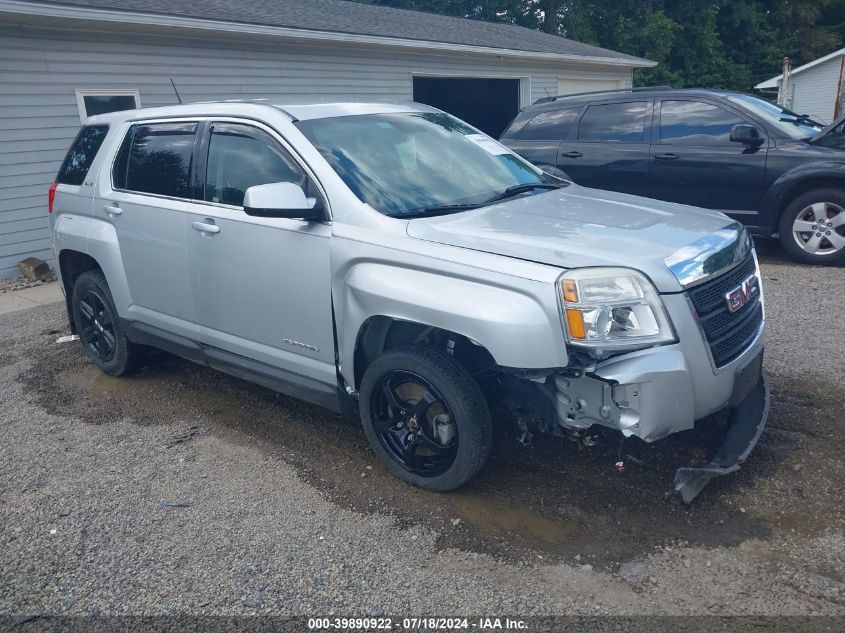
[659,101,745,145]
[56,124,109,185]
[204,123,307,207]
[113,122,197,198]
[577,101,649,143]
[512,107,581,140]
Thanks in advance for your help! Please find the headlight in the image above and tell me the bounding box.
[558,268,675,351]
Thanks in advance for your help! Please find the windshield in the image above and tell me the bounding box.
[295,112,548,217]
[726,94,825,139]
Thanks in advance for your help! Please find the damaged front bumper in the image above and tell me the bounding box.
[543,326,769,503]
[674,368,770,504]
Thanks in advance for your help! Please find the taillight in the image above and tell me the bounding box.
[48,183,58,214]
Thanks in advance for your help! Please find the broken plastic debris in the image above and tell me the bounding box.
[55,335,80,344]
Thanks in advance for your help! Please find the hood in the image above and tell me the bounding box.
[405,184,745,292]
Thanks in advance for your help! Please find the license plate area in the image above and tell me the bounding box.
[730,348,763,407]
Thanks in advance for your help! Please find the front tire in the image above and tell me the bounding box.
[778,188,845,265]
[359,345,492,491]
[71,270,142,376]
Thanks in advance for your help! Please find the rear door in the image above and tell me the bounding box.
[93,120,198,339]
[557,99,653,197]
[650,99,768,215]
[500,106,582,177]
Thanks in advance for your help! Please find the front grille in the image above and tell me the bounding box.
[687,254,763,367]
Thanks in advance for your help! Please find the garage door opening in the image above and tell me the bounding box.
[413,76,520,138]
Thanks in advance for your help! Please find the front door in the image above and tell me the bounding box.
[650,99,768,220]
[93,121,198,340]
[185,121,336,392]
[556,99,653,197]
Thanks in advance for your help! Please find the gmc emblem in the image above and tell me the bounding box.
[725,274,759,313]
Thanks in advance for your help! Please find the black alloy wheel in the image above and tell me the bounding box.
[71,270,142,376]
[359,344,492,491]
[370,370,458,477]
[77,288,117,363]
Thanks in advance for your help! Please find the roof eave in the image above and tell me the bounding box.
[756,47,845,88]
[0,0,656,67]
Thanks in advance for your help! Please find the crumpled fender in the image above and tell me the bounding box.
[335,261,568,389]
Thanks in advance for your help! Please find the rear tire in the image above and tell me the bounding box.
[778,188,845,265]
[71,270,142,376]
[359,344,492,491]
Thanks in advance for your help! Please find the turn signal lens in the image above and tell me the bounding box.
[565,308,586,340]
[561,279,579,303]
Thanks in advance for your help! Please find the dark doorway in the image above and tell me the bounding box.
[412,76,520,138]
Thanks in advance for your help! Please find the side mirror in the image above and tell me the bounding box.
[243,182,322,220]
[730,124,764,147]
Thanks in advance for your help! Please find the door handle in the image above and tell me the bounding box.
[654,153,679,160]
[192,220,220,235]
[560,151,583,159]
[103,205,122,216]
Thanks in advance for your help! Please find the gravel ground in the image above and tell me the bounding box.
[0,241,843,621]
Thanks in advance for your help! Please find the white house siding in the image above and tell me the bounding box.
[0,24,632,278]
[781,56,842,124]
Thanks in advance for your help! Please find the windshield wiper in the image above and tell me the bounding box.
[483,182,562,205]
[392,182,563,219]
[781,114,824,128]
[390,203,483,219]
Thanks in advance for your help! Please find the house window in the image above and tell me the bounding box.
[75,89,140,123]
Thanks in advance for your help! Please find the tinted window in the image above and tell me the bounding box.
[660,101,745,145]
[512,108,581,140]
[56,125,109,185]
[577,102,648,143]
[204,123,306,207]
[83,95,137,118]
[114,122,196,198]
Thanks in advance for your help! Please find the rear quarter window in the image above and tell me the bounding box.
[510,107,581,141]
[56,124,109,185]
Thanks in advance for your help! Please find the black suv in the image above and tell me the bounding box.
[500,87,845,265]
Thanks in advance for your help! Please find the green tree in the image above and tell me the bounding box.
[353,0,845,92]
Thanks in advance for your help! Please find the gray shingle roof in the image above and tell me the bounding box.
[26,0,651,64]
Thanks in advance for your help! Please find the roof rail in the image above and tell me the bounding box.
[534,85,674,104]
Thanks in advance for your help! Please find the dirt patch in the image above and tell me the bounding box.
[20,332,845,570]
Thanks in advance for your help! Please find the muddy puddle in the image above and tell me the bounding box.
[19,338,845,567]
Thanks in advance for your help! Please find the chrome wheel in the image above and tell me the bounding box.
[792,202,845,256]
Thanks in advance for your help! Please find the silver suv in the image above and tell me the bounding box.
[49,101,769,503]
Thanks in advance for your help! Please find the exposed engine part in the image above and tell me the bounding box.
[514,414,534,446]
[554,373,624,432]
